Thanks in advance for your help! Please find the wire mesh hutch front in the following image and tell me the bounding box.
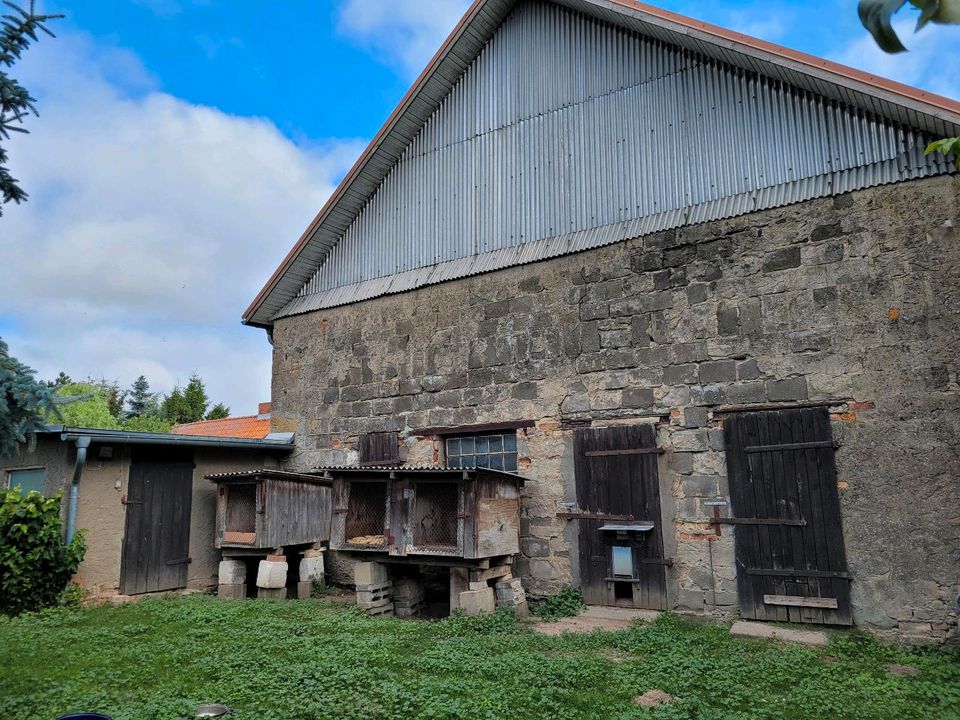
[208,469,332,550]
[324,466,523,560]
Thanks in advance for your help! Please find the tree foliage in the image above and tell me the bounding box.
[125,374,155,418]
[205,402,230,420]
[54,381,172,433]
[857,0,959,168]
[0,337,58,457]
[0,1,62,215]
[162,374,213,424]
[0,488,86,616]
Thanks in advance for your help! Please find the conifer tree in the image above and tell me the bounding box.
[205,402,230,420]
[1,1,62,215]
[182,374,209,423]
[0,337,57,455]
[126,375,154,418]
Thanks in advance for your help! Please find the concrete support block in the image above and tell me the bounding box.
[459,587,496,616]
[256,559,288,589]
[258,587,287,600]
[353,561,389,587]
[495,577,529,617]
[218,583,246,600]
[450,567,469,611]
[218,559,246,586]
[296,581,314,599]
[300,555,325,582]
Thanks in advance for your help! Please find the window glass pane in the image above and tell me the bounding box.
[446,438,460,456]
[503,433,517,451]
[447,456,462,469]
[10,468,45,495]
[460,437,475,455]
[504,454,517,472]
[474,454,489,468]
[489,435,503,452]
[476,436,489,453]
[488,454,504,470]
[612,546,633,577]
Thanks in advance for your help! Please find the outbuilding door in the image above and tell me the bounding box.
[723,407,852,625]
[120,456,194,595]
[573,425,667,609]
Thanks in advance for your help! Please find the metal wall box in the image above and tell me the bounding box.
[207,470,332,550]
[323,466,524,560]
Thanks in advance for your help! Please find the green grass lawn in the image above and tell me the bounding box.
[1,597,957,720]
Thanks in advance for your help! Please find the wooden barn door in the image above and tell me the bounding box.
[573,425,666,610]
[120,458,194,595]
[724,407,852,625]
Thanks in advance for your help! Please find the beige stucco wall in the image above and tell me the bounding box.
[1,435,282,597]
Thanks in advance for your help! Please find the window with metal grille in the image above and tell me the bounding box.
[225,484,256,533]
[445,432,518,471]
[411,482,459,549]
[344,481,387,547]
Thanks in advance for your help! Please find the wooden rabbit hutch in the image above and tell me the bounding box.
[321,465,523,559]
[207,469,332,550]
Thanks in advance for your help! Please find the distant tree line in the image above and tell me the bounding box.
[46,373,230,432]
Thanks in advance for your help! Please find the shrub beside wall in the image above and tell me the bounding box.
[0,489,86,615]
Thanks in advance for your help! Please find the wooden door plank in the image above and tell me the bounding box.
[789,409,824,624]
[763,594,839,609]
[724,415,757,620]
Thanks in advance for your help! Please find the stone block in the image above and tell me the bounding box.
[699,360,736,384]
[258,587,287,600]
[671,429,707,452]
[730,621,828,647]
[218,583,246,600]
[683,406,709,428]
[737,359,761,380]
[622,387,654,408]
[522,537,549,558]
[219,559,247,586]
[297,581,315,599]
[679,475,718,498]
[762,246,801,273]
[256,560,288,589]
[354,561,389,587]
[766,377,808,402]
[677,588,705,611]
[300,555,325,582]
[459,587,496,616]
[717,305,739,336]
[664,364,697,385]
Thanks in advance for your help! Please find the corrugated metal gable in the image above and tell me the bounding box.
[272,0,956,321]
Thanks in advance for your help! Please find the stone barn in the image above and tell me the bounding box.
[243,0,959,641]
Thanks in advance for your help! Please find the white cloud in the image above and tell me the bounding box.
[831,18,960,100]
[337,0,471,80]
[2,32,366,415]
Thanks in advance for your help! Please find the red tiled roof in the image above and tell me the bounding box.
[171,415,271,439]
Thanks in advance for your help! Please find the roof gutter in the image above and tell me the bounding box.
[58,428,294,452]
[65,436,90,544]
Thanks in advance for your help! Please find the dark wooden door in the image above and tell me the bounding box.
[573,425,666,609]
[724,407,852,625]
[120,460,194,595]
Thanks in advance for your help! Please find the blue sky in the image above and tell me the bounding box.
[3,0,957,415]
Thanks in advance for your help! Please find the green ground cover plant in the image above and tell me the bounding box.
[0,596,956,720]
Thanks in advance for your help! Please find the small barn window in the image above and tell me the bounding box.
[358,431,400,466]
[445,432,518,471]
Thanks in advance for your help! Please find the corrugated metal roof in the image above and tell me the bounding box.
[245,0,960,327]
[55,427,295,451]
[309,465,525,482]
[205,469,331,483]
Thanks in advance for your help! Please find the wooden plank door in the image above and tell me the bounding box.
[120,460,194,595]
[573,425,667,610]
[724,407,852,625]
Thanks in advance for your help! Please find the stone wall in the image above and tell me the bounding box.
[271,175,960,641]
